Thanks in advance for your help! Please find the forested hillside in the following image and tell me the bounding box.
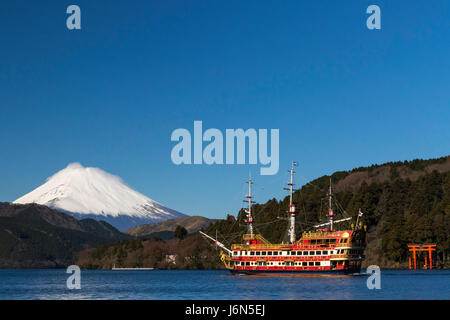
[77,234,223,269]
[0,203,129,268]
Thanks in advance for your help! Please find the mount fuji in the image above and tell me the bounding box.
[13,163,187,230]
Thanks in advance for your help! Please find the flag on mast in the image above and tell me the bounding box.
[358,209,364,217]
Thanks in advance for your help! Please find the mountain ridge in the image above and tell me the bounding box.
[332,155,450,193]
[124,216,214,239]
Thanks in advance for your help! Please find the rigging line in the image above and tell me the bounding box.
[319,198,324,221]
[215,229,225,244]
[204,228,241,244]
[260,171,289,188]
[248,169,289,207]
[220,232,241,237]
[253,219,282,228]
[294,187,307,222]
[276,198,283,218]
[334,197,350,218]
[227,178,249,206]
[256,219,282,226]
[334,199,344,216]
[296,173,321,191]
[223,233,243,243]
[217,229,240,247]
[298,189,308,225]
[295,220,317,226]
[277,215,290,243]
[219,231,242,237]
[247,193,282,220]
[216,223,241,241]
[223,233,241,246]
[279,230,285,244]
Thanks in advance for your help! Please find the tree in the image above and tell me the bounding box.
[174,226,188,240]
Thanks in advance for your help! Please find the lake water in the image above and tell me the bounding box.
[0,269,448,300]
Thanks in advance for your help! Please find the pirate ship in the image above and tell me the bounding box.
[200,163,367,274]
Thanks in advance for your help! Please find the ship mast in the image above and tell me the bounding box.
[327,178,335,232]
[286,161,298,243]
[244,176,254,236]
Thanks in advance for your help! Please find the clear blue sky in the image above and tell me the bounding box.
[1,1,449,218]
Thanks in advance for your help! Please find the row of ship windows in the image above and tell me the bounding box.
[233,250,355,256]
[235,261,327,267]
[301,238,349,245]
[233,249,362,256]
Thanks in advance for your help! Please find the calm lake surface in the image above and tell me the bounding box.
[0,269,448,300]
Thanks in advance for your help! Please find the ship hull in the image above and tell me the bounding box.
[229,264,362,275]
[230,269,361,275]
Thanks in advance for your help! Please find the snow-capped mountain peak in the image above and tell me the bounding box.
[14,163,186,230]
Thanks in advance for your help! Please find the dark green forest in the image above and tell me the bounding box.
[0,203,128,268]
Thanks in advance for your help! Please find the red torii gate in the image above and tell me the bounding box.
[408,244,436,270]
